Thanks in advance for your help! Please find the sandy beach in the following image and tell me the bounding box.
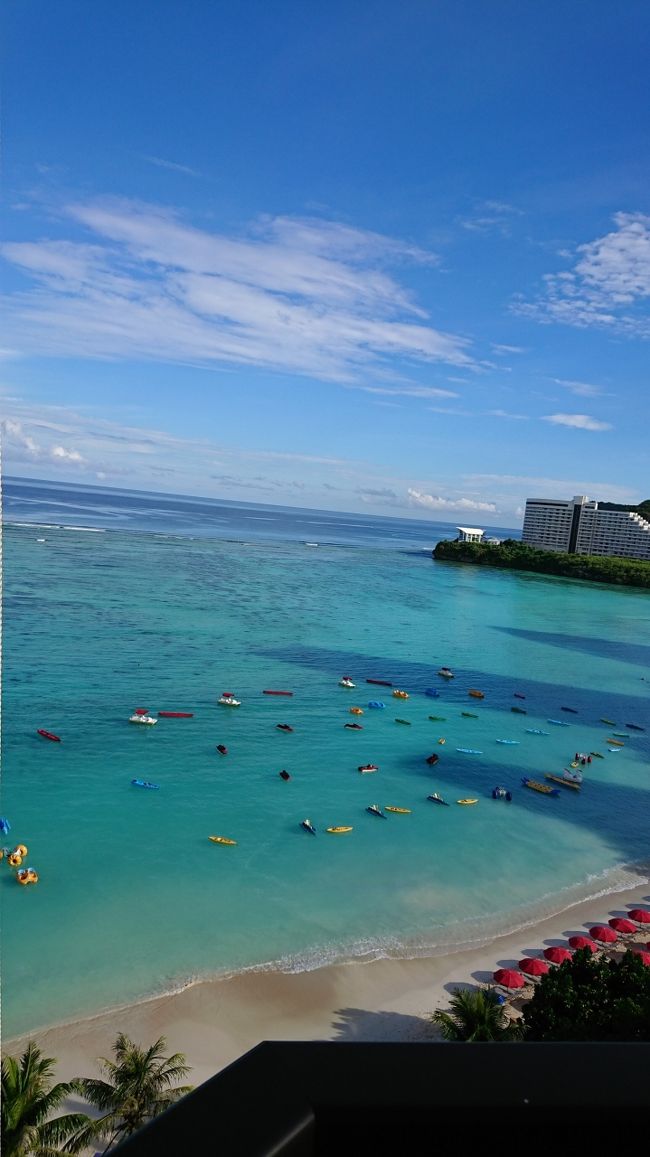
[5,874,649,1085]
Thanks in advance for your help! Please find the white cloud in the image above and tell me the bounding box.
[2,417,86,464]
[407,488,497,513]
[459,201,524,236]
[356,384,458,399]
[141,155,200,177]
[491,343,526,355]
[487,409,529,420]
[1,199,475,382]
[542,413,612,431]
[552,377,605,397]
[516,212,650,335]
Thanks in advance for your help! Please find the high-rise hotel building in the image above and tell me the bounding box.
[522,495,650,560]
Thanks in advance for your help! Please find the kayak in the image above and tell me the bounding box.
[606,738,624,746]
[511,707,527,714]
[457,799,478,805]
[626,723,645,731]
[263,690,294,696]
[209,835,237,846]
[547,719,570,726]
[468,689,484,699]
[514,693,526,699]
[560,707,578,713]
[37,728,61,742]
[276,723,294,732]
[526,728,549,735]
[461,712,478,718]
[590,751,604,758]
[131,779,159,790]
[326,826,353,834]
[600,718,616,725]
[344,723,363,729]
[428,716,447,722]
[496,739,519,745]
[385,806,411,814]
[395,718,411,725]
[456,748,483,754]
[158,712,194,718]
[366,679,392,686]
[546,773,581,791]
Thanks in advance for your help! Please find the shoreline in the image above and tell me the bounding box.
[6,875,649,1086]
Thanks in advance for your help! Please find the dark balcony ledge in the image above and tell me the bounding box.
[113,1040,650,1155]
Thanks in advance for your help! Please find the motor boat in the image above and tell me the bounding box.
[216,744,228,755]
[277,723,294,732]
[438,667,454,678]
[425,753,439,765]
[129,713,157,725]
[301,819,316,835]
[427,792,449,806]
[492,786,512,801]
[358,763,379,773]
[218,693,241,706]
[339,677,356,688]
[366,804,387,818]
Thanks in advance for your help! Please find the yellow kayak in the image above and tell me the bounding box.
[326,826,353,834]
[606,738,624,746]
[457,799,478,805]
[209,835,237,846]
[384,806,411,814]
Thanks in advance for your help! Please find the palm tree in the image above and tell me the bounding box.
[431,987,520,1042]
[73,1033,193,1153]
[1,1041,92,1157]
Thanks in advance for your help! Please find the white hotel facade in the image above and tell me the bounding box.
[522,495,650,560]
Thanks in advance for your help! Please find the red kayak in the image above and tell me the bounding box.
[158,712,194,718]
[37,729,61,742]
[366,679,393,687]
[263,690,294,696]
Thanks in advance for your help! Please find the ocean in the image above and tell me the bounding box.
[2,476,649,1038]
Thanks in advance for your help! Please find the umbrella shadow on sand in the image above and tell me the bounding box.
[330,1007,432,1042]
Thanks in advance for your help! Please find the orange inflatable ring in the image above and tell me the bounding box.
[8,853,22,867]
[15,844,28,857]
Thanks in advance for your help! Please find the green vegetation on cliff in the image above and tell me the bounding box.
[433,538,650,588]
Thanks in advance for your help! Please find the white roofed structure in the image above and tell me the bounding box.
[456,527,484,543]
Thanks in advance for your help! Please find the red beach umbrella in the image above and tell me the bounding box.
[609,917,637,935]
[630,950,650,966]
[628,908,650,925]
[568,936,598,954]
[543,946,573,965]
[590,924,618,943]
[519,957,550,977]
[493,968,525,989]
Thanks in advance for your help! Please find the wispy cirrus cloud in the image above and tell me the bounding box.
[552,377,606,398]
[356,384,458,399]
[1,198,475,381]
[459,200,524,236]
[515,211,650,336]
[407,487,497,513]
[543,413,612,431]
[141,155,201,177]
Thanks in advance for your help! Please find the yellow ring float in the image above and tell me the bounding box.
[8,853,22,867]
[15,844,28,857]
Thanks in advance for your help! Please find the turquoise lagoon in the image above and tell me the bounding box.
[2,484,649,1037]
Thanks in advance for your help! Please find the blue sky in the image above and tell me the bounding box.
[2,0,649,523]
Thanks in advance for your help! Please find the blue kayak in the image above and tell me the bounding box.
[0,817,11,835]
[547,719,570,726]
[131,778,160,790]
[367,701,385,709]
[496,739,519,745]
[456,748,483,754]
